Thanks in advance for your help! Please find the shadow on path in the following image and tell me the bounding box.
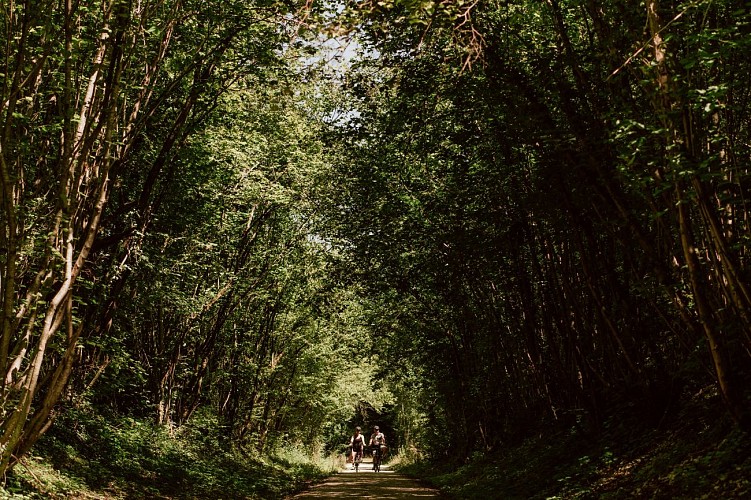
[289,464,443,499]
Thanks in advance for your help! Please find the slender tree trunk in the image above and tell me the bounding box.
[647,0,746,424]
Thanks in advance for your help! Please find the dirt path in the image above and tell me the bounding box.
[289,462,444,499]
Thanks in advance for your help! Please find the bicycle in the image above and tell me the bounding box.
[371,446,382,472]
[353,447,363,472]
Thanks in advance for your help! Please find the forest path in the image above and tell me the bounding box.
[289,462,444,499]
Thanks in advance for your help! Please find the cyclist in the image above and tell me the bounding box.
[369,425,386,470]
[349,426,366,469]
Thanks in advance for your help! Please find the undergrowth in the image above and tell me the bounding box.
[4,390,750,499]
[1,405,333,499]
[396,391,751,499]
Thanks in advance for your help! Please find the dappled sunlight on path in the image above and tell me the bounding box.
[289,464,443,498]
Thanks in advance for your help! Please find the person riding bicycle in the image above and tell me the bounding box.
[369,425,386,470]
[349,426,366,469]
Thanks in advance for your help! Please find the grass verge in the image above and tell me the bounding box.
[1,406,334,499]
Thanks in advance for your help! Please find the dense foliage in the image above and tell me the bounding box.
[0,0,376,479]
[318,0,751,460]
[1,0,751,497]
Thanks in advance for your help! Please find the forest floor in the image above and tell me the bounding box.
[398,389,751,499]
[0,408,334,499]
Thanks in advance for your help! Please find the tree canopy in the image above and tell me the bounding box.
[1,0,751,492]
